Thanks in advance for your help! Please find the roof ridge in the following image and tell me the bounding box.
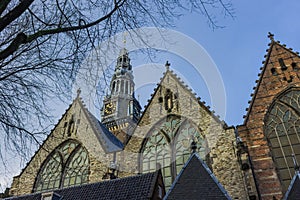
[148,170,162,199]
[283,171,300,200]
[79,101,124,153]
[61,170,157,189]
[164,152,231,200]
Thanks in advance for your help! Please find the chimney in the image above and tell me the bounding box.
[41,192,61,200]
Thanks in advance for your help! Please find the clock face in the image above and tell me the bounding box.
[104,102,116,115]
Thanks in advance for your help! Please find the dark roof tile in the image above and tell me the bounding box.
[6,171,159,200]
[164,153,231,200]
[85,109,124,153]
[283,172,300,200]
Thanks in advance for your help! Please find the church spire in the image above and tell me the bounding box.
[110,48,133,96]
[101,47,141,144]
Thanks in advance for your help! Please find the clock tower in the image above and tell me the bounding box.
[101,48,141,144]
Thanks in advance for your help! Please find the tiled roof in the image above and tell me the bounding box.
[84,109,124,153]
[5,171,159,200]
[283,172,300,200]
[164,153,231,200]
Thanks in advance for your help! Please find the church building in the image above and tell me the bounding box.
[3,34,300,200]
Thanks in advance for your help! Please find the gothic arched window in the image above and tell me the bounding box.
[265,88,300,192]
[34,140,89,192]
[141,115,208,190]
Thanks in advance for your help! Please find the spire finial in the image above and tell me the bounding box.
[268,32,275,41]
[76,88,81,98]
[165,61,170,71]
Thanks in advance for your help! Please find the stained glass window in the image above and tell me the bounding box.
[265,89,300,193]
[141,115,207,190]
[34,140,89,192]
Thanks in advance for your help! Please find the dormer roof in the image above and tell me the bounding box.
[164,153,231,200]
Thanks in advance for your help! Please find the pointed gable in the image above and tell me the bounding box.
[124,66,246,199]
[164,153,231,200]
[237,34,300,199]
[124,67,227,168]
[139,68,224,127]
[283,172,300,200]
[9,95,123,196]
[243,34,300,123]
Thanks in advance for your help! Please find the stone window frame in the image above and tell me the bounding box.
[139,114,209,190]
[264,87,300,193]
[33,139,90,192]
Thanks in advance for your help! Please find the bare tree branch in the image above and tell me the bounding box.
[0,0,234,167]
[0,0,126,61]
[0,0,11,16]
[0,33,27,61]
[0,0,35,32]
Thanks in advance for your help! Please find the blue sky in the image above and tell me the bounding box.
[1,0,300,193]
[167,0,300,125]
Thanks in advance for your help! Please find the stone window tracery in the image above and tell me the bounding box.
[265,89,300,192]
[34,140,89,192]
[141,115,207,190]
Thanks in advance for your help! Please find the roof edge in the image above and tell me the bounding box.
[283,171,300,200]
[13,97,81,179]
[164,152,231,200]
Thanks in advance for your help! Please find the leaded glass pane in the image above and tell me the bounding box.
[34,140,89,192]
[63,146,89,187]
[265,89,300,193]
[142,115,207,191]
[35,152,62,192]
[175,120,205,175]
[143,129,170,171]
[60,140,78,163]
[160,116,182,139]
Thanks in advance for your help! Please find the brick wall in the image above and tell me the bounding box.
[238,41,300,200]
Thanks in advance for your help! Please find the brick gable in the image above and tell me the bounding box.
[238,37,300,200]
